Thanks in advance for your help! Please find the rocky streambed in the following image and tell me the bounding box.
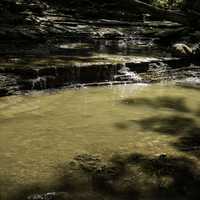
[0,53,200,97]
[1,1,200,200]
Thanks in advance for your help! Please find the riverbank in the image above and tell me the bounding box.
[1,1,200,96]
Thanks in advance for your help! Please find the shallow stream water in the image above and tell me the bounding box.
[0,83,200,199]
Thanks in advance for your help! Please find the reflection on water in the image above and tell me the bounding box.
[0,83,200,199]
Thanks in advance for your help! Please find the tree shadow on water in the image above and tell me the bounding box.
[137,115,197,135]
[121,96,191,113]
[115,115,197,135]
[3,152,200,200]
[123,153,200,200]
[89,153,200,200]
[2,154,137,200]
[195,108,200,117]
[130,114,200,158]
[176,84,200,92]
[118,95,200,159]
[173,127,200,157]
[115,114,200,158]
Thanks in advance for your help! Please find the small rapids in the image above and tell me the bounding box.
[114,64,142,82]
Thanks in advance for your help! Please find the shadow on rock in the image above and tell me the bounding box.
[115,115,197,135]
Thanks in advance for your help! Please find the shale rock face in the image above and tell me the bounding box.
[0,0,49,43]
[0,74,18,96]
[0,0,199,97]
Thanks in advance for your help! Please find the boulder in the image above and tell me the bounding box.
[171,43,193,58]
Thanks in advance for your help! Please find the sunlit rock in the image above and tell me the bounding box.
[172,43,193,57]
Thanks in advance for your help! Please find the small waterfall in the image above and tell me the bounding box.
[114,64,142,82]
[31,77,47,90]
[113,82,149,99]
[20,63,144,91]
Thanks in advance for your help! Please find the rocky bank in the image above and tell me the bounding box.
[0,0,200,96]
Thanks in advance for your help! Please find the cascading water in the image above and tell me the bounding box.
[31,77,47,90]
[114,64,142,82]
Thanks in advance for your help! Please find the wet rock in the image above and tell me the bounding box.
[0,74,18,96]
[74,153,102,172]
[18,75,67,90]
[102,30,124,39]
[171,43,193,58]
[192,43,200,58]
[155,28,186,45]
[27,192,69,200]
[93,29,124,40]
[0,55,198,94]
[78,64,118,83]
[114,66,142,82]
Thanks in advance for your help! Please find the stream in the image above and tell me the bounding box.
[0,83,200,199]
[1,10,200,199]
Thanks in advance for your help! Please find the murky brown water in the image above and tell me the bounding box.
[0,83,200,199]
